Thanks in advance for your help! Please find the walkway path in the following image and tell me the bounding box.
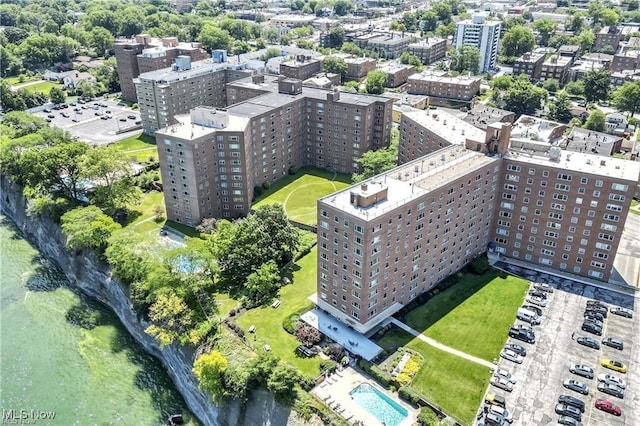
[389,318,495,369]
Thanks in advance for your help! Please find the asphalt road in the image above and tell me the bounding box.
[480,276,638,426]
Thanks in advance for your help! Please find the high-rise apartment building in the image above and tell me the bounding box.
[135,57,253,135]
[454,15,501,73]
[315,108,639,332]
[155,80,393,226]
[113,34,208,102]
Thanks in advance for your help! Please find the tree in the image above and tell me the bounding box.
[365,70,387,94]
[421,11,438,32]
[542,78,560,94]
[198,23,232,51]
[503,76,547,117]
[577,29,595,53]
[193,351,228,401]
[399,52,422,70]
[328,26,345,48]
[584,109,606,132]
[90,26,114,56]
[417,407,440,426]
[294,323,322,346]
[490,75,513,92]
[352,147,397,182]
[501,26,535,58]
[244,261,281,306]
[333,0,354,16]
[533,19,557,46]
[322,56,348,80]
[449,46,480,74]
[221,364,250,401]
[565,80,585,97]
[80,146,140,213]
[145,293,193,347]
[49,86,66,104]
[105,232,153,284]
[267,364,299,403]
[547,92,574,123]
[601,9,620,27]
[612,81,640,116]
[61,206,121,252]
[583,69,611,102]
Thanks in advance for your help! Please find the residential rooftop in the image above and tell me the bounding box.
[511,115,565,143]
[136,58,246,83]
[403,108,487,145]
[561,127,622,156]
[320,145,498,221]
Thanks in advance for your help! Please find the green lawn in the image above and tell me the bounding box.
[404,270,529,362]
[253,168,351,225]
[110,133,158,163]
[19,81,61,94]
[235,247,321,377]
[114,190,165,237]
[6,75,39,85]
[378,328,490,425]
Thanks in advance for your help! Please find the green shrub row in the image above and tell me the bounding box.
[358,359,392,388]
[398,386,421,406]
[282,304,314,334]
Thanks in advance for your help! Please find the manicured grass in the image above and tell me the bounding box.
[110,133,158,163]
[253,168,351,225]
[6,75,39,85]
[235,247,321,377]
[377,328,490,425]
[405,270,529,362]
[19,81,61,94]
[114,191,165,238]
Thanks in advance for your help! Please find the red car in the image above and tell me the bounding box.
[595,399,622,416]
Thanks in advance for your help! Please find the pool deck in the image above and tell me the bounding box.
[311,367,417,426]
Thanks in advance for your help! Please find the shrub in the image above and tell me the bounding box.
[288,166,299,175]
[294,323,321,346]
[228,308,236,317]
[417,407,440,425]
[319,359,337,374]
[262,181,271,189]
[253,185,264,197]
[323,344,344,361]
[299,375,315,391]
[470,255,490,274]
[369,365,392,388]
[398,386,421,405]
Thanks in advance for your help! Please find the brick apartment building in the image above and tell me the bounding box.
[344,57,377,81]
[540,55,572,84]
[156,79,393,225]
[595,25,640,53]
[611,50,640,73]
[315,107,639,332]
[406,38,447,65]
[377,63,415,88]
[406,72,481,102]
[279,55,323,81]
[513,51,545,81]
[113,34,208,102]
[134,57,253,135]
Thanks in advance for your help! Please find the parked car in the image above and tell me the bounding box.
[43,108,51,113]
[577,336,600,350]
[504,343,526,357]
[583,311,604,322]
[581,321,602,336]
[586,300,608,309]
[601,337,623,350]
[595,399,622,416]
[490,376,514,392]
[500,349,523,364]
[597,374,626,389]
[534,282,554,293]
[527,296,547,307]
[558,395,585,412]
[583,317,603,328]
[610,306,633,318]
[487,405,513,423]
[585,306,607,317]
[569,364,594,380]
[555,403,582,421]
[557,416,582,426]
[60,112,69,118]
[601,359,627,373]
[563,379,589,395]
[127,115,136,120]
[493,369,516,384]
[484,393,506,407]
[47,114,55,119]
[522,305,543,316]
[508,326,535,344]
[528,290,547,299]
[485,412,505,426]
[597,382,624,399]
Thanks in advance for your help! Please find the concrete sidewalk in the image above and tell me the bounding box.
[389,318,495,369]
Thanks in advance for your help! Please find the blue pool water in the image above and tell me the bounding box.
[350,383,408,426]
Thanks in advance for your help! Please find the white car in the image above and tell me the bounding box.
[569,363,594,379]
[534,282,554,293]
[598,374,626,389]
[610,306,633,318]
[500,349,524,364]
[490,376,514,392]
[494,368,516,384]
[527,296,547,307]
[488,405,514,423]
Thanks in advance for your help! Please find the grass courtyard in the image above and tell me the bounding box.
[235,247,321,377]
[18,81,61,95]
[377,328,490,425]
[253,168,351,225]
[111,133,158,163]
[404,270,529,362]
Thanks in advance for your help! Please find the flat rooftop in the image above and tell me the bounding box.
[507,143,640,181]
[408,72,480,86]
[403,108,486,145]
[408,37,446,48]
[137,58,244,83]
[511,115,565,143]
[561,127,622,156]
[320,146,498,221]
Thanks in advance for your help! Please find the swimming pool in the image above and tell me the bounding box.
[349,383,408,426]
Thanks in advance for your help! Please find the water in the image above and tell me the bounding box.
[0,216,197,425]
[350,383,408,426]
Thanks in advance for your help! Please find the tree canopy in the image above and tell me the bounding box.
[449,46,480,74]
[612,81,640,116]
[365,70,387,94]
[583,69,611,103]
[501,26,535,58]
[502,76,547,118]
[61,206,121,253]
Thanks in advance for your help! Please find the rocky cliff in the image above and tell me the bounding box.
[0,175,246,426]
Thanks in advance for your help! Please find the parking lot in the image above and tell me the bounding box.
[37,98,141,145]
[481,271,638,426]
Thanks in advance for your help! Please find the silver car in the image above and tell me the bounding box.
[597,374,626,389]
[490,376,514,392]
[500,349,524,364]
[569,364,594,380]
